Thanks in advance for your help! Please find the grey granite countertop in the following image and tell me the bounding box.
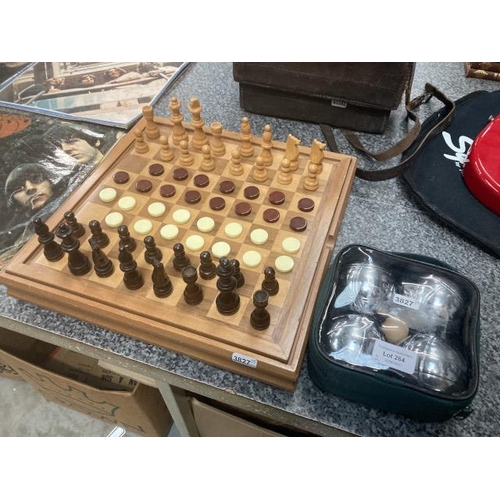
[2,62,499,436]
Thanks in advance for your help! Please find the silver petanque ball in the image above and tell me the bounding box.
[397,275,464,332]
[400,333,468,393]
[334,263,395,314]
[323,314,388,369]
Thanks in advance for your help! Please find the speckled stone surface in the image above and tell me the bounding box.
[2,62,500,436]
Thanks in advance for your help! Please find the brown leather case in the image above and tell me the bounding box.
[233,62,415,134]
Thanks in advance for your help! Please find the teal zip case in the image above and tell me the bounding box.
[307,244,481,422]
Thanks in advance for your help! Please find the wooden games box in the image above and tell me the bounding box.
[0,100,357,390]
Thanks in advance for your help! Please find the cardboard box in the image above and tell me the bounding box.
[0,331,172,437]
[0,328,54,380]
[191,398,284,437]
[97,359,158,388]
[45,347,138,391]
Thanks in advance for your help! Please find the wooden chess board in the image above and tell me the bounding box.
[0,102,357,390]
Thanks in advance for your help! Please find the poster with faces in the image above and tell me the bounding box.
[0,107,122,269]
[0,62,188,129]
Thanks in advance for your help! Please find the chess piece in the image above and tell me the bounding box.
[215,257,240,316]
[262,266,279,296]
[259,124,273,166]
[199,251,217,280]
[189,97,208,150]
[252,156,268,183]
[88,219,110,249]
[250,289,270,330]
[310,139,325,174]
[285,134,301,171]
[159,134,174,162]
[117,224,136,252]
[89,238,114,278]
[231,258,245,288]
[134,127,149,154]
[151,258,173,298]
[210,122,226,156]
[228,148,244,176]
[56,222,91,276]
[173,242,191,271]
[168,97,188,145]
[34,218,63,262]
[240,117,254,157]
[142,105,160,140]
[179,139,194,166]
[303,161,320,191]
[64,211,85,238]
[200,144,215,171]
[277,157,293,185]
[144,235,162,265]
[118,245,143,290]
[182,265,203,305]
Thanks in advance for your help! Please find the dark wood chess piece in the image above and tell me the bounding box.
[144,235,162,265]
[88,219,110,248]
[231,258,245,288]
[199,250,216,280]
[118,244,143,290]
[64,211,85,238]
[261,266,279,296]
[215,257,240,315]
[118,224,136,252]
[173,242,191,271]
[34,218,63,262]
[151,258,173,297]
[250,289,270,330]
[182,265,203,305]
[56,222,91,276]
[89,239,114,277]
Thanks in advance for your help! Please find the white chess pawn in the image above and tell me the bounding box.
[303,161,319,191]
[179,140,194,166]
[229,148,244,176]
[159,135,174,162]
[200,144,215,171]
[252,156,268,183]
[278,157,292,185]
[134,128,149,154]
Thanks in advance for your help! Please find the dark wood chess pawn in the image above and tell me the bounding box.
[34,218,63,262]
[151,258,173,298]
[231,258,245,288]
[88,219,110,249]
[118,244,143,290]
[144,235,162,265]
[64,211,85,238]
[250,289,270,330]
[261,266,279,296]
[172,242,191,271]
[182,265,203,305]
[199,251,216,280]
[117,224,136,252]
[215,257,240,316]
[89,239,114,278]
[56,222,91,276]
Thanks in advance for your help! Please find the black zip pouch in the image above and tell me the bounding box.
[307,244,480,422]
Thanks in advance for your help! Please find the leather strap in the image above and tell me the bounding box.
[321,83,456,181]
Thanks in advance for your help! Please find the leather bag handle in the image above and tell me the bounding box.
[321,83,456,181]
